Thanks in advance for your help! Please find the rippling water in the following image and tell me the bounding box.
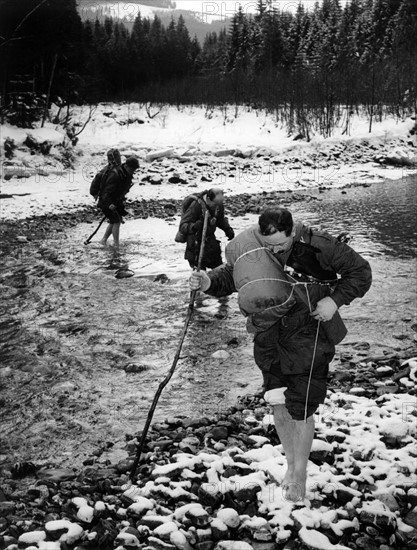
[302,174,417,259]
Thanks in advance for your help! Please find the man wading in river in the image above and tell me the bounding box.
[180,188,235,270]
[97,156,139,249]
[190,207,372,502]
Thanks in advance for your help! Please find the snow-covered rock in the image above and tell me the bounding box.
[299,527,350,549]
[216,508,240,529]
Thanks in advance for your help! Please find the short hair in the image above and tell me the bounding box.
[207,188,223,201]
[125,156,139,170]
[259,208,293,237]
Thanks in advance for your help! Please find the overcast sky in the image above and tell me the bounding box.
[175,0,349,17]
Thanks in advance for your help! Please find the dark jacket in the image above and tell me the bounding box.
[98,166,133,210]
[206,224,372,339]
[180,193,234,267]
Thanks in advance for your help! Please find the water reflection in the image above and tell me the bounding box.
[303,174,417,258]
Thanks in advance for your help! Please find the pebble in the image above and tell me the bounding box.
[210,426,229,441]
[216,509,240,529]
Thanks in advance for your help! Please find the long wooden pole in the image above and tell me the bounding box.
[129,209,210,481]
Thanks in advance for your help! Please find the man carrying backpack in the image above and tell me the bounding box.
[190,207,372,502]
[97,156,140,249]
[179,188,235,270]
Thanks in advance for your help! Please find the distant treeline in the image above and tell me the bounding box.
[0,0,416,136]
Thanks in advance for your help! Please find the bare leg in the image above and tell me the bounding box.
[100,224,113,246]
[273,404,315,502]
[112,223,121,249]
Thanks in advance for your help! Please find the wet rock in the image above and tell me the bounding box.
[406,488,417,508]
[199,483,223,507]
[124,363,149,374]
[375,366,394,378]
[232,483,261,503]
[154,274,170,284]
[168,176,187,185]
[115,268,135,279]
[309,441,335,465]
[209,426,229,441]
[10,461,37,477]
[359,508,396,530]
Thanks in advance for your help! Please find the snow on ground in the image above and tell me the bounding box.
[115,386,417,548]
[76,103,415,152]
[1,104,415,220]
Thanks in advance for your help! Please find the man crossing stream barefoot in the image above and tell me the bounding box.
[190,207,372,501]
[97,156,139,249]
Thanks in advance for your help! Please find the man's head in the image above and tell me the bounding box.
[258,207,295,253]
[206,188,224,205]
[124,156,140,175]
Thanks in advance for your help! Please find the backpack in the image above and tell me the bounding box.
[90,148,122,199]
[174,195,207,243]
[90,164,113,199]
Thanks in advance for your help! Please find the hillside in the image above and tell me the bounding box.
[77,0,230,42]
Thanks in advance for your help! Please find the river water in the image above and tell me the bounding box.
[70,173,417,437]
[1,174,416,466]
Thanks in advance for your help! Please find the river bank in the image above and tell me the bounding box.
[1,105,416,220]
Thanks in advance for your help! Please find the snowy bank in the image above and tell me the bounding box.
[0,104,416,220]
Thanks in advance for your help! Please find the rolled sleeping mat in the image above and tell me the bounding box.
[225,226,296,320]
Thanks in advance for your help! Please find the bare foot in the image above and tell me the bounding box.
[281,472,306,502]
[100,240,108,247]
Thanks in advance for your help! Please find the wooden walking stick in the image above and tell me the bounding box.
[84,215,107,245]
[129,209,210,481]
